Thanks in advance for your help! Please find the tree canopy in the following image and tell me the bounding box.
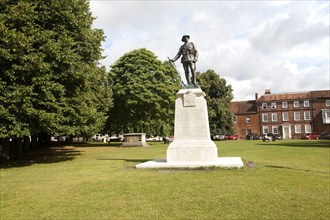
[0,0,111,140]
[197,70,234,136]
[107,48,181,136]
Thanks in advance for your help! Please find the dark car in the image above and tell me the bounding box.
[246,133,261,140]
[274,134,282,140]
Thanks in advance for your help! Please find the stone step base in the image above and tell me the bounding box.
[167,141,217,162]
[136,157,244,169]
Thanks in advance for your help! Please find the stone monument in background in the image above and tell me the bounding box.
[136,35,243,169]
[121,133,149,147]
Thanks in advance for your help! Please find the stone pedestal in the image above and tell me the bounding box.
[167,88,218,162]
[136,88,243,169]
[121,133,149,147]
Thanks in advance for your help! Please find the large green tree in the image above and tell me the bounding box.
[0,0,110,152]
[197,69,234,136]
[107,48,181,136]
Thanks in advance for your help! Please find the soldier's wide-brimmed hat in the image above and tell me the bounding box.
[181,35,190,41]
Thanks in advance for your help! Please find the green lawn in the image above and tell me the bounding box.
[1,140,329,219]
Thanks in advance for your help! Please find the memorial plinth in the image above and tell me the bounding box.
[136,88,243,169]
[121,133,149,147]
[167,88,217,162]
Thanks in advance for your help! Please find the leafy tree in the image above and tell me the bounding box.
[0,0,110,154]
[107,48,181,136]
[197,70,234,136]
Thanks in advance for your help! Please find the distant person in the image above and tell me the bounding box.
[264,134,272,142]
[163,136,169,144]
[170,35,199,86]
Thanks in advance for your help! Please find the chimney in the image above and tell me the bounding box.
[255,93,258,100]
[265,89,271,95]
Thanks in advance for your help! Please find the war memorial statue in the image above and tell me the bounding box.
[170,35,199,87]
[136,35,243,169]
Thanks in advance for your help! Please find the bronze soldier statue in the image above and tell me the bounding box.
[170,35,199,86]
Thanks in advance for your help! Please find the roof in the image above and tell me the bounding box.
[230,100,257,114]
[310,90,330,98]
[257,90,330,102]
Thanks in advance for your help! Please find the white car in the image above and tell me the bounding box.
[212,135,225,140]
[91,134,108,142]
[146,136,163,141]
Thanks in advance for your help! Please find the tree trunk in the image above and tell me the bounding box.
[31,134,38,149]
[38,132,51,148]
[9,137,21,159]
[23,136,31,152]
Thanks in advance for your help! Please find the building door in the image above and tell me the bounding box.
[282,124,291,139]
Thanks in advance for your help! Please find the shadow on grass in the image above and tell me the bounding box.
[264,165,329,174]
[0,146,81,169]
[257,140,330,148]
[75,142,123,147]
[76,142,165,148]
[97,158,151,163]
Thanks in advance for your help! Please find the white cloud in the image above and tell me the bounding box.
[89,0,329,101]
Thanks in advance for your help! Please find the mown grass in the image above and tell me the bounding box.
[1,140,329,219]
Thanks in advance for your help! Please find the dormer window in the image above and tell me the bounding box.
[271,102,276,109]
[282,102,288,108]
[303,100,310,107]
[262,103,267,109]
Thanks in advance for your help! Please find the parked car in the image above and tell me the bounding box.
[109,135,124,142]
[225,135,238,140]
[91,134,108,142]
[326,134,330,139]
[301,133,319,140]
[212,135,225,141]
[146,136,163,141]
[309,133,319,140]
[246,133,261,140]
[273,134,282,140]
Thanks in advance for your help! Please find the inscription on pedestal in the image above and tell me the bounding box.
[183,92,196,107]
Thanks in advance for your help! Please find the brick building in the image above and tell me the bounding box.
[230,89,330,139]
[230,100,259,140]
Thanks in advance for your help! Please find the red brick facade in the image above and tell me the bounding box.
[230,101,259,140]
[230,90,330,139]
[311,91,330,137]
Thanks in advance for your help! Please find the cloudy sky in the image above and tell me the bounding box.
[89,1,329,101]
